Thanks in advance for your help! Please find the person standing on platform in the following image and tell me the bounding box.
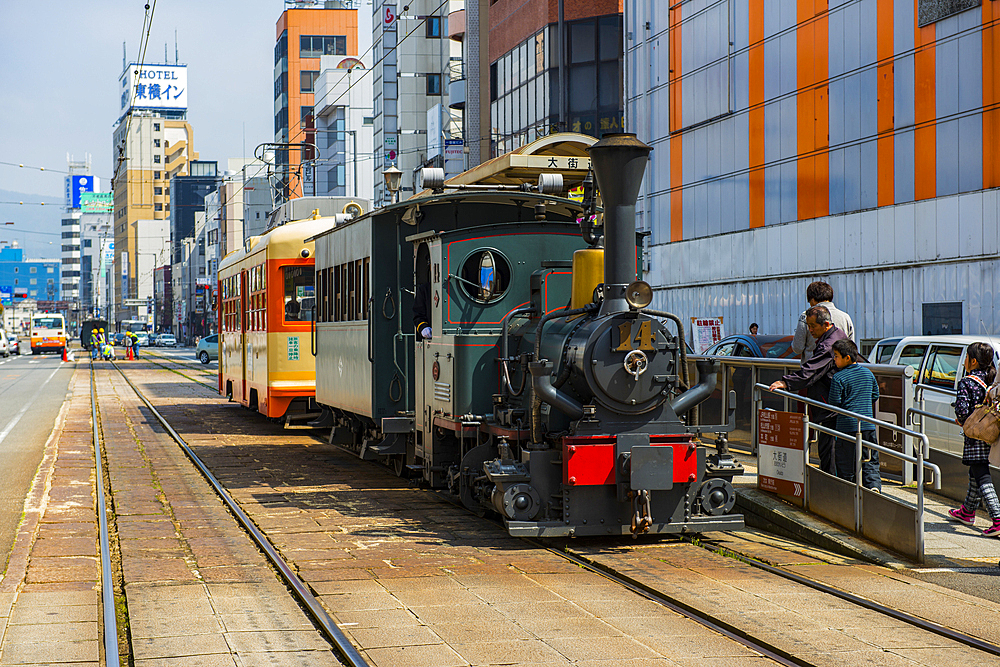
[828,339,882,491]
[769,306,848,476]
[947,342,1000,536]
[790,281,855,360]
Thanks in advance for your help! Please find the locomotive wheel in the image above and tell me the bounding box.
[391,454,407,478]
[458,443,495,517]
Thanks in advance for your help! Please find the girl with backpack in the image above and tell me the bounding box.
[947,342,1000,536]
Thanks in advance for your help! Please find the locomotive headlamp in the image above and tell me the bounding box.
[625,280,653,309]
[300,248,311,258]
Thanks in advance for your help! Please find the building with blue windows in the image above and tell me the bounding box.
[0,245,62,303]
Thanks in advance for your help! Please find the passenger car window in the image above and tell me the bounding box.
[763,340,794,358]
[735,344,756,358]
[897,345,927,372]
[710,342,737,356]
[922,345,963,389]
[876,344,896,364]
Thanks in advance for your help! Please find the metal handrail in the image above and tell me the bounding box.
[914,382,957,398]
[756,383,939,478]
[755,382,943,561]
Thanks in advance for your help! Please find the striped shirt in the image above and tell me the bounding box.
[828,363,879,434]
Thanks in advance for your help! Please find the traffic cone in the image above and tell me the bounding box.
[62,347,68,362]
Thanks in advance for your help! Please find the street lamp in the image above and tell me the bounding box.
[383,165,403,205]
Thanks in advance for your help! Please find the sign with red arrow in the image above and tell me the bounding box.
[758,410,805,500]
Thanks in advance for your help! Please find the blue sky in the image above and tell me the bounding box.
[0,0,287,198]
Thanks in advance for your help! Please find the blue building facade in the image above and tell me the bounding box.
[0,247,62,304]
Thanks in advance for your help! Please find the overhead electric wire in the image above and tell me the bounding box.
[112,0,159,190]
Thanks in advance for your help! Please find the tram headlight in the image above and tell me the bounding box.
[300,248,311,258]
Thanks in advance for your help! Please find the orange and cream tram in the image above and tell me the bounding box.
[218,211,348,421]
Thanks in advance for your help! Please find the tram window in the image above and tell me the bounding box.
[284,266,314,322]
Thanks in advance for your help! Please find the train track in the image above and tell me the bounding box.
[89,359,370,667]
[107,357,1000,666]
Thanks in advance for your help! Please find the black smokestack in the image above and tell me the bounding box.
[586,133,652,313]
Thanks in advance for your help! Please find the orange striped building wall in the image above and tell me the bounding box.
[626,0,1000,341]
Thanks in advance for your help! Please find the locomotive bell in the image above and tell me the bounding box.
[586,134,652,315]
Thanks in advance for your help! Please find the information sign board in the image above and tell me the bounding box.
[757,409,805,499]
[691,317,724,353]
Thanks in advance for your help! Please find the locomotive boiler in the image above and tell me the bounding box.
[456,134,742,536]
[310,132,742,537]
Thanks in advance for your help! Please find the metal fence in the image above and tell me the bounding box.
[754,383,942,561]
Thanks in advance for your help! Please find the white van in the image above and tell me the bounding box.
[883,335,1000,456]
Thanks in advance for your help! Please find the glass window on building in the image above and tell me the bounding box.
[154,171,160,179]
[29,278,36,285]
[47,266,53,272]
[154,155,161,163]
[155,203,163,211]
[30,266,37,273]
[300,106,314,128]
[155,187,162,195]
[300,35,346,58]
[275,72,287,99]
[426,16,441,38]
[153,123,160,131]
[154,139,161,148]
[427,73,442,96]
[84,240,92,248]
[275,30,287,65]
[301,70,319,93]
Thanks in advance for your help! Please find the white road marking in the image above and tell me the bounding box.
[911,566,1000,573]
[0,366,61,447]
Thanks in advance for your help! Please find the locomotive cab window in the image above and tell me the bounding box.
[459,249,511,303]
[284,266,314,322]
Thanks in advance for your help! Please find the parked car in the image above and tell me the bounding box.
[136,332,149,347]
[0,331,8,358]
[157,333,177,348]
[870,337,903,364]
[700,335,797,425]
[113,332,126,346]
[195,334,218,364]
[882,335,1000,456]
[8,332,20,355]
[147,333,158,347]
[703,334,798,359]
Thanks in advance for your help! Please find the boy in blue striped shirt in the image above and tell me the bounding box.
[829,339,882,491]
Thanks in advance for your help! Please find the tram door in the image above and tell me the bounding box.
[413,243,432,462]
[241,269,248,404]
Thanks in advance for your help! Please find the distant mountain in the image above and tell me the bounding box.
[0,189,67,260]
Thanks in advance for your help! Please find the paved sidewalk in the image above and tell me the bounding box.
[728,449,1000,568]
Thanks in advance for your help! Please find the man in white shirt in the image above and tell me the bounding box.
[790,281,855,360]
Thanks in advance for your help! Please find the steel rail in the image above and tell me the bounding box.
[108,362,371,667]
[137,352,218,391]
[89,363,121,666]
[529,541,805,667]
[695,540,1000,658]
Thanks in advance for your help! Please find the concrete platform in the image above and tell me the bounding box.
[728,448,1000,569]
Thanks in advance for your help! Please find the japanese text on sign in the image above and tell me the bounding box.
[690,317,724,353]
[757,410,805,498]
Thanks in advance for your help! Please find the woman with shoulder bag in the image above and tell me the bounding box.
[947,342,1000,536]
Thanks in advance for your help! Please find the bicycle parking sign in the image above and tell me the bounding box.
[757,410,805,500]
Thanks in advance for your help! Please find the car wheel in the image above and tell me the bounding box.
[200,351,210,364]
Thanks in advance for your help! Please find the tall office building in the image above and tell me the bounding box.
[315,54,375,200]
[274,1,360,201]
[112,61,196,325]
[372,0,463,204]
[487,0,624,157]
[625,0,1000,340]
